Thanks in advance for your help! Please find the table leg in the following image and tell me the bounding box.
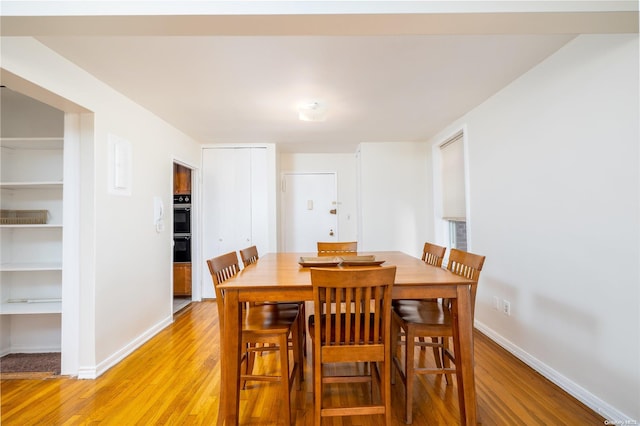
[220,289,242,425]
[453,284,477,425]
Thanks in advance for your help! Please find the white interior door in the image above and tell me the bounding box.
[202,148,251,258]
[282,173,338,252]
[202,147,269,298]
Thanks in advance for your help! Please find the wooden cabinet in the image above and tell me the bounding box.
[0,137,64,353]
[173,163,191,194]
[173,263,192,296]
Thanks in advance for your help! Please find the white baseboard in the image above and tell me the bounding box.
[77,315,173,380]
[4,344,61,354]
[474,321,635,424]
[77,366,97,379]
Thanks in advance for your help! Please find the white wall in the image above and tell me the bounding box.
[1,37,202,376]
[358,142,432,257]
[0,89,64,138]
[278,152,359,248]
[429,34,639,421]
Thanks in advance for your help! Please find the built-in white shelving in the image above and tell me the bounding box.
[0,137,64,324]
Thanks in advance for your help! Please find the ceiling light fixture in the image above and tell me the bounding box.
[298,101,327,122]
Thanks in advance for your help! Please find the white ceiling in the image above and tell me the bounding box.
[2,2,637,152]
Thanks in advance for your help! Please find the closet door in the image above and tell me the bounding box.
[202,147,268,298]
[249,147,268,255]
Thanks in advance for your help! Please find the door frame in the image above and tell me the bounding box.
[171,158,200,304]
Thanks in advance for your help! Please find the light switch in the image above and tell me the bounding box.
[307,200,313,210]
[108,133,132,196]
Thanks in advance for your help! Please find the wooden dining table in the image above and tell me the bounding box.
[216,251,478,425]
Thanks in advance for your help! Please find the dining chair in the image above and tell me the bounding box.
[239,244,307,358]
[316,241,358,256]
[239,245,271,354]
[239,245,259,268]
[206,251,303,425]
[421,242,447,267]
[396,242,448,356]
[391,248,485,424]
[309,266,397,425]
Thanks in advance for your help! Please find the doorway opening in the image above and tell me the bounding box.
[172,162,194,314]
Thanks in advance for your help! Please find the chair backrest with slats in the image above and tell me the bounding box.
[206,251,241,327]
[422,242,447,267]
[446,248,486,316]
[317,241,358,256]
[240,245,259,268]
[311,266,396,350]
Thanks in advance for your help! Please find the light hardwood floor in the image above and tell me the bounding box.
[1,301,605,425]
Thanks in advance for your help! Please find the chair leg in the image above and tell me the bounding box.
[292,315,304,390]
[313,347,322,426]
[390,318,398,385]
[404,327,415,424]
[431,337,443,369]
[242,343,257,390]
[441,337,453,385]
[300,302,307,357]
[369,362,374,401]
[279,333,292,426]
[383,359,392,426]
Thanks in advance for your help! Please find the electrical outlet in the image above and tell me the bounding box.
[503,300,511,316]
[493,296,500,311]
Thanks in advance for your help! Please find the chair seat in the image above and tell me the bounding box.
[393,300,452,329]
[308,313,383,345]
[243,304,300,334]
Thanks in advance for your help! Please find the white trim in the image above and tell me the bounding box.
[3,2,635,18]
[4,344,61,354]
[76,366,97,380]
[475,321,636,423]
[78,315,173,380]
[61,113,81,376]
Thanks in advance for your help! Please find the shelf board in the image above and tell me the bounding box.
[1,301,62,315]
[0,224,62,229]
[0,262,63,271]
[0,137,63,150]
[0,181,63,190]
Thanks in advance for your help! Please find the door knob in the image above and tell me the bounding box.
[329,209,337,214]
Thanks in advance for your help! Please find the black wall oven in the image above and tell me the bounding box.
[173,194,191,235]
[174,194,192,262]
[174,234,192,262]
